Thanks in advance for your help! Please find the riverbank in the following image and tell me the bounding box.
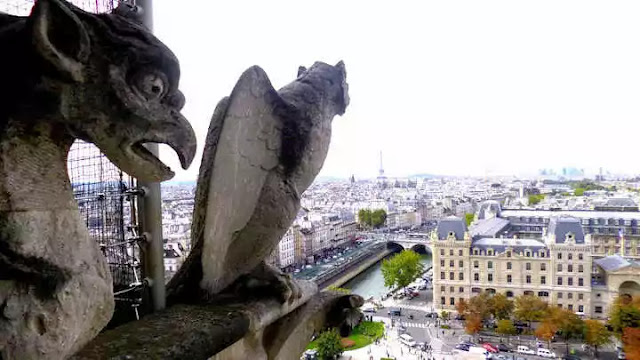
[320,248,393,290]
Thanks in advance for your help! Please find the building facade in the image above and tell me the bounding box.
[433,213,640,319]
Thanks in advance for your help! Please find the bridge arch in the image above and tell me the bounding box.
[386,241,404,253]
[386,240,432,254]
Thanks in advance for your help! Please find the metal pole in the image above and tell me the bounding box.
[135,0,165,312]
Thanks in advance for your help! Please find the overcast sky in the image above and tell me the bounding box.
[154,1,640,181]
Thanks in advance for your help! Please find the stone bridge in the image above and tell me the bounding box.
[385,234,433,254]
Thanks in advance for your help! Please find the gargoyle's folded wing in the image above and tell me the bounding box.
[196,66,284,294]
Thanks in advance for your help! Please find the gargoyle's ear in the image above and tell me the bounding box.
[335,61,346,78]
[297,66,307,78]
[31,0,90,82]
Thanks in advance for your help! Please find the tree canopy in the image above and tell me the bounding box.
[513,295,548,325]
[490,293,514,320]
[464,213,475,227]
[496,319,517,336]
[316,329,343,360]
[584,319,611,356]
[528,194,545,205]
[465,314,483,336]
[623,327,640,360]
[357,208,387,229]
[380,250,424,290]
[609,296,640,337]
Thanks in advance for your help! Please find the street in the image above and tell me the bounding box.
[357,286,621,360]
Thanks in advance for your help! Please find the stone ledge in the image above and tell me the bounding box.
[72,281,318,360]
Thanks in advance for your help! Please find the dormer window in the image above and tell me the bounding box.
[525,251,530,257]
[448,231,455,238]
[488,249,494,256]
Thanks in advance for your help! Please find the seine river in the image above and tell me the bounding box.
[342,253,432,299]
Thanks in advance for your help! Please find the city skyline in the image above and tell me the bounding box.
[154,1,640,181]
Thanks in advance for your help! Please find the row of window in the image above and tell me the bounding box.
[440,259,465,268]
[509,217,639,227]
[465,273,585,286]
[439,249,586,260]
[440,249,465,256]
[471,249,546,257]
[440,272,465,281]
[557,252,585,260]
[441,285,465,293]
[467,261,584,273]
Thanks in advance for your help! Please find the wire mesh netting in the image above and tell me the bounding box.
[1,0,145,325]
[0,0,117,16]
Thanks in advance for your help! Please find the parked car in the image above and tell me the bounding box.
[482,343,499,353]
[454,314,465,321]
[517,345,535,355]
[497,343,512,352]
[455,344,470,351]
[418,284,427,290]
[459,341,475,348]
[537,348,556,358]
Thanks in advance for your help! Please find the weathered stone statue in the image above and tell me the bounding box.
[168,61,349,304]
[0,0,196,358]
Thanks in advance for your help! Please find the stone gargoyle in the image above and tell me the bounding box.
[167,61,350,304]
[0,0,196,358]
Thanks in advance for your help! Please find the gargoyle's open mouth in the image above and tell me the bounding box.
[127,137,196,182]
[131,141,173,172]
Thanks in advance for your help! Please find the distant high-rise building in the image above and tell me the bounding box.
[378,151,385,178]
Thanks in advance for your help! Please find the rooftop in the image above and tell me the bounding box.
[471,217,510,239]
[502,209,640,220]
[594,254,640,272]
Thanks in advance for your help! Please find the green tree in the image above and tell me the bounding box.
[584,319,611,356]
[371,209,387,228]
[440,310,450,322]
[381,250,424,290]
[316,329,343,360]
[514,295,548,327]
[574,188,585,196]
[489,293,514,320]
[465,213,475,227]
[496,319,517,338]
[358,209,372,228]
[609,296,640,338]
[528,194,545,205]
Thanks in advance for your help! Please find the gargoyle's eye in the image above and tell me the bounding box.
[134,72,167,101]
